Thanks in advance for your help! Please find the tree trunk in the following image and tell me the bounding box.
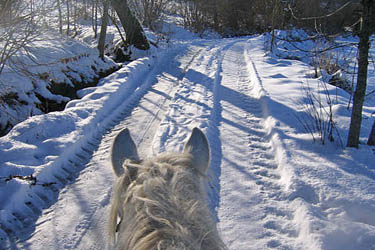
[109,14,126,44]
[98,0,109,60]
[347,0,373,148]
[66,0,70,35]
[110,0,150,50]
[57,0,63,34]
[73,0,78,34]
[92,0,98,39]
[270,0,280,53]
[368,119,375,145]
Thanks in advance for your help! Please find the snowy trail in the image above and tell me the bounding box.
[215,41,301,249]
[2,32,375,250]
[5,39,309,250]
[10,41,235,250]
[18,69,180,249]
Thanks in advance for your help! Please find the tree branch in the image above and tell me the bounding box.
[288,1,354,21]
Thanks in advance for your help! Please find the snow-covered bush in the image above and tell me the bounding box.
[265,29,357,93]
[296,79,343,145]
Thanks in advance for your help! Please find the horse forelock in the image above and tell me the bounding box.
[108,152,226,250]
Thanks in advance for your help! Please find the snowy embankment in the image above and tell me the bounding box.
[0,34,374,250]
[0,31,119,136]
[0,51,159,244]
[247,37,375,249]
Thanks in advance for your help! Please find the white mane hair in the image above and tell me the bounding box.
[108,128,227,250]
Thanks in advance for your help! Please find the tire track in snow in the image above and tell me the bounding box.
[4,59,163,248]
[146,41,238,219]
[12,45,208,250]
[150,41,230,154]
[124,40,238,230]
[214,41,301,250]
[1,57,163,248]
[3,39,303,250]
[7,63,163,249]
[53,44,222,250]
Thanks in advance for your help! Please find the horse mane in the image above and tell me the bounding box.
[108,151,227,250]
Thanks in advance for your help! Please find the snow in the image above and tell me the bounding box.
[1,21,375,250]
[247,37,375,249]
[0,31,118,135]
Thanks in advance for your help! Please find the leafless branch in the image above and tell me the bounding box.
[288,1,354,21]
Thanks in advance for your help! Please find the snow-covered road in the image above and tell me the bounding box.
[1,36,375,250]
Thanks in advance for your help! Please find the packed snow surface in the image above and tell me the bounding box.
[1,33,375,250]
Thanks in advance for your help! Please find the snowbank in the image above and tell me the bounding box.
[247,35,375,250]
[0,31,119,136]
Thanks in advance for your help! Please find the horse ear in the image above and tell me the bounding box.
[183,128,210,174]
[111,128,139,177]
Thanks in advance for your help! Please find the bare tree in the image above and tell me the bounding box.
[0,0,40,74]
[98,0,109,60]
[270,0,283,53]
[131,0,167,31]
[57,0,63,34]
[110,0,150,50]
[368,118,375,145]
[92,0,99,38]
[347,0,374,148]
[66,0,71,35]
[269,0,374,148]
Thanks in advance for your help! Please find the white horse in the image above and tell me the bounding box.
[108,127,227,250]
